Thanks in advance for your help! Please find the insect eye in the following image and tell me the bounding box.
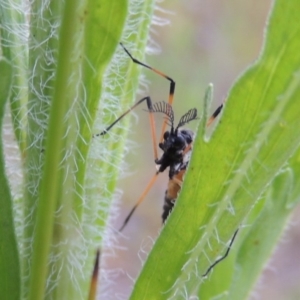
[180,130,192,144]
[163,131,170,140]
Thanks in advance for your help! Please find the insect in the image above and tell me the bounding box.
[95,43,238,275]
[88,249,100,300]
[96,43,223,229]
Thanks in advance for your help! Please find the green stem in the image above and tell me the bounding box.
[28,1,80,298]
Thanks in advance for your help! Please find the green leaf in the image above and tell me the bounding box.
[1,0,156,299]
[229,169,294,300]
[200,142,300,299]
[0,59,20,300]
[26,1,128,299]
[87,0,156,240]
[130,0,300,298]
[0,0,28,154]
[74,0,130,219]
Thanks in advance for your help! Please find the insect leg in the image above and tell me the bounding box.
[119,172,159,231]
[94,96,151,136]
[95,95,159,160]
[182,143,192,156]
[120,43,175,143]
[206,103,224,126]
[88,249,100,300]
[202,229,239,277]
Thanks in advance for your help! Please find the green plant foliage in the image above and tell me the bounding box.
[0,0,28,153]
[2,0,300,298]
[89,0,156,230]
[1,0,158,297]
[130,0,300,299]
[25,1,130,297]
[0,59,20,300]
[1,0,134,298]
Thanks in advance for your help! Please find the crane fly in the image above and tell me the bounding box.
[95,43,238,276]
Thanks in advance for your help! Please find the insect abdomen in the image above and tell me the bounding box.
[162,169,185,223]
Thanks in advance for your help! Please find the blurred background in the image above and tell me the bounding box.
[104,0,300,299]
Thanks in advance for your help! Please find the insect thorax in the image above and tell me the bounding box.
[155,128,194,178]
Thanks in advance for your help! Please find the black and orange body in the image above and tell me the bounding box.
[95,43,238,277]
[117,101,199,231]
[96,44,221,230]
[163,168,185,223]
[155,126,195,222]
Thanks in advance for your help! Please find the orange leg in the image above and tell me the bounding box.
[182,143,192,156]
[207,103,224,126]
[88,249,100,300]
[120,43,175,143]
[96,43,177,160]
[119,172,159,231]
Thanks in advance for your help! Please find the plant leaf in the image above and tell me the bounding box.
[27,1,128,299]
[0,0,28,154]
[130,0,300,298]
[0,58,20,300]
